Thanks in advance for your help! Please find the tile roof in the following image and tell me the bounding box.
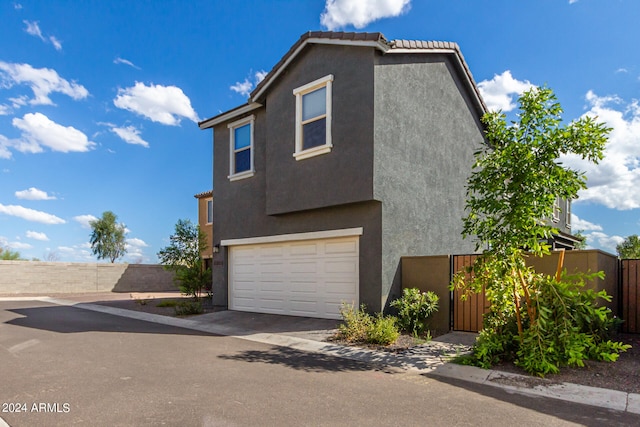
[199,31,487,128]
[194,190,213,199]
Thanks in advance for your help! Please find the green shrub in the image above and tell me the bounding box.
[336,303,399,346]
[156,300,179,308]
[390,288,439,337]
[174,301,203,316]
[336,303,372,343]
[467,271,631,376]
[366,313,400,345]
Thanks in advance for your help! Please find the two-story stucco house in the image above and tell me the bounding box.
[199,31,488,319]
[194,190,214,272]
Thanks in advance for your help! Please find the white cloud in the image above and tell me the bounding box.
[320,0,411,30]
[585,231,624,253]
[8,241,32,250]
[230,70,268,97]
[110,125,149,147]
[230,79,253,97]
[15,187,56,200]
[0,204,65,224]
[113,82,199,125]
[0,135,11,159]
[49,36,62,51]
[23,20,44,40]
[73,214,98,229]
[477,70,534,112]
[0,62,88,105]
[23,21,62,51]
[26,230,49,241]
[10,112,96,155]
[569,0,579,4]
[126,237,148,248]
[571,214,603,231]
[114,57,140,69]
[561,91,640,210]
[0,104,11,115]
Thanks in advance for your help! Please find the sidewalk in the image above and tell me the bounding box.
[2,292,639,415]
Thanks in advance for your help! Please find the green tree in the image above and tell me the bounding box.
[89,211,127,263]
[453,87,629,375]
[157,219,211,299]
[573,231,588,250]
[0,247,22,260]
[616,234,640,259]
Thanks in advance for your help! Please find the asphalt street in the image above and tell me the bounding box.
[1,300,639,426]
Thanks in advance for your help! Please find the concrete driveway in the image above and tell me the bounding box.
[1,299,639,426]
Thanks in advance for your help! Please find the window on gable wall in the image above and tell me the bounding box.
[565,199,571,228]
[207,199,213,224]
[293,74,333,161]
[228,115,255,181]
[553,196,561,222]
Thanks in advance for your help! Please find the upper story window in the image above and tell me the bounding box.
[206,199,213,224]
[565,199,571,228]
[228,115,255,181]
[293,74,333,161]
[552,196,561,222]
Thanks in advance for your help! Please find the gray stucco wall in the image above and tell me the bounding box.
[373,54,485,309]
[263,44,376,215]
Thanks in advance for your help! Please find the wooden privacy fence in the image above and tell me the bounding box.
[402,250,630,334]
[621,259,640,334]
[452,254,488,332]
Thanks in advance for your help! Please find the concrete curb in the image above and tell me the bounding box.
[5,296,640,415]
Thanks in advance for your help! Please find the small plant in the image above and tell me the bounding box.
[156,300,179,308]
[174,301,203,316]
[335,303,400,346]
[336,303,372,343]
[391,288,439,337]
[366,313,400,345]
[133,298,147,306]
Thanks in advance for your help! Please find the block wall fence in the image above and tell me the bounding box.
[0,261,177,294]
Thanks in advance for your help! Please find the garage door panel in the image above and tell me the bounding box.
[289,281,317,294]
[290,243,319,256]
[229,235,359,319]
[325,240,357,254]
[325,259,358,274]
[290,261,318,274]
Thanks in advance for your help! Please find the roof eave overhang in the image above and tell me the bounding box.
[198,102,263,130]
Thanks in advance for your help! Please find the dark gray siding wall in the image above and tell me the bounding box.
[264,44,376,215]
[373,54,484,308]
[209,54,384,310]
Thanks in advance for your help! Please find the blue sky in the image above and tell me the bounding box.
[1,0,639,262]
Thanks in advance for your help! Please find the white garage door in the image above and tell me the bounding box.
[228,235,359,319]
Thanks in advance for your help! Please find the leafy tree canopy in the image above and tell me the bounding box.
[89,211,127,263]
[616,234,640,259]
[452,87,630,376]
[0,247,22,260]
[157,219,211,299]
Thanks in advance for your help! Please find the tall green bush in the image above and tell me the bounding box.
[390,288,439,337]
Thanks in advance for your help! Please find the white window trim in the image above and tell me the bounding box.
[206,199,213,225]
[552,197,560,222]
[293,74,333,161]
[566,199,572,228]
[228,115,255,181]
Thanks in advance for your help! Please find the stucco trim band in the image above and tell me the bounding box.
[220,227,364,247]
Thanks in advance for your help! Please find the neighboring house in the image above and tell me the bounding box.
[194,190,214,272]
[548,197,580,250]
[198,31,572,320]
